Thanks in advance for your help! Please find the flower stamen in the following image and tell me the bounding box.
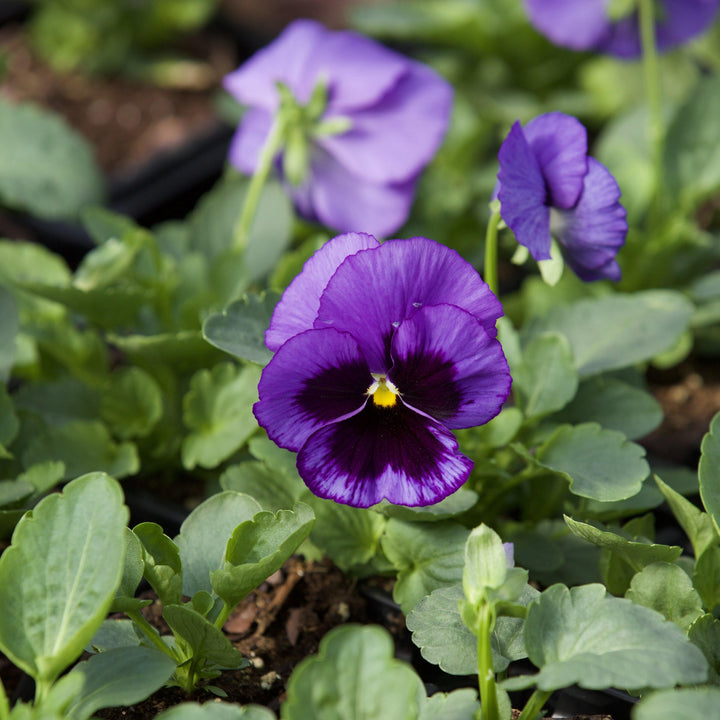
[366,373,400,408]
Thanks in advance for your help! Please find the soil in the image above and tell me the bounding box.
[0,22,237,177]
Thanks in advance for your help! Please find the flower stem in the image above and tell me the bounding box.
[232,112,287,252]
[477,602,499,720]
[517,689,553,720]
[638,0,664,218]
[484,207,502,297]
[127,608,179,663]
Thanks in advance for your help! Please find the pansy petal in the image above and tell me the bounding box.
[319,63,453,184]
[222,20,324,110]
[523,0,611,51]
[523,112,587,209]
[600,0,720,57]
[254,328,370,452]
[226,108,273,175]
[302,148,416,237]
[266,232,380,351]
[390,304,511,429]
[297,402,473,507]
[301,29,410,112]
[497,121,552,262]
[554,157,627,282]
[316,237,503,371]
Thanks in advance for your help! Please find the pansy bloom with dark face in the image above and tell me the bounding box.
[223,19,453,237]
[496,112,627,282]
[523,0,720,58]
[253,233,511,508]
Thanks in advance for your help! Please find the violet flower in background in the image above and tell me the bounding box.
[254,233,511,508]
[223,20,453,237]
[496,111,627,282]
[523,0,720,58]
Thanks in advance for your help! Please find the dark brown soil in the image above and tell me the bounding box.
[0,22,237,177]
[645,358,720,466]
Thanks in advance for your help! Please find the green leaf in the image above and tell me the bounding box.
[655,475,718,559]
[181,363,261,470]
[14,378,102,426]
[101,367,163,439]
[0,479,33,508]
[634,687,720,720]
[66,646,176,720]
[307,497,387,572]
[0,473,128,685]
[565,516,683,572]
[511,583,708,691]
[175,491,262,598]
[688,613,720,683]
[202,291,280,366]
[220,461,305,513]
[379,488,479,523]
[554,376,663,440]
[0,240,71,289]
[525,291,694,378]
[87,619,142,653]
[22,420,139,480]
[0,287,18,383]
[536,423,648,501]
[513,332,578,418]
[693,547,720,611]
[81,207,138,246]
[133,523,183,605]
[382,519,468,613]
[625,562,703,631]
[73,230,147,292]
[417,688,480,720]
[407,583,536,675]
[0,98,104,219]
[116,528,145,600]
[281,624,423,720]
[0,386,18,451]
[163,604,245,669]
[665,75,720,208]
[700,411,720,535]
[211,503,315,609]
[157,703,276,720]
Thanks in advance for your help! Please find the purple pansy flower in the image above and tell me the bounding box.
[496,112,627,282]
[523,0,720,58]
[223,19,453,237]
[253,233,511,508]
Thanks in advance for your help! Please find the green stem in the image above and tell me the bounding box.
[484,207,502,297]
[127,609,179,663]
[232,112,287,252]
[517,689,553,720]
[477,603,499,720]
[214,601,233,631]
[639,0,664,219]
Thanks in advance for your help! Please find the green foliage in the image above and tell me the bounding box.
[633,687,720,720]
[505,584,709,692]
[157,704,276,720]
[0,473,127,692]
[0,99,104,219]
[700,411,720,536]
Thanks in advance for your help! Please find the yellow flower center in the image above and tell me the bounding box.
[366,373,400,408]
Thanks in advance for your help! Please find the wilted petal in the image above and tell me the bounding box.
[297,402,473,507]
[554,157,627,282]
[223,20,324,110]
[266,232,380,351]
[497,121,552,262]
[319,63,453,184]
[300,148,416,237]
[523,0,611,51]
[523,112,587,209]
[390,304,511,429]
[254,328,369,452]
[226,108,273,175]
[316,237,503,371]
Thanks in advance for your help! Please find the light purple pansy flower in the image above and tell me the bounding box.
[496,112,627,282]
[523,0,720,58]
[223,19,453,237]
[254,233,511,508]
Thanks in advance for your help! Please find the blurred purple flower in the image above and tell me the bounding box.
[523,0,720,58]
[254,233,511,508]
[496,112,627,282]
[223,20,453,237]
